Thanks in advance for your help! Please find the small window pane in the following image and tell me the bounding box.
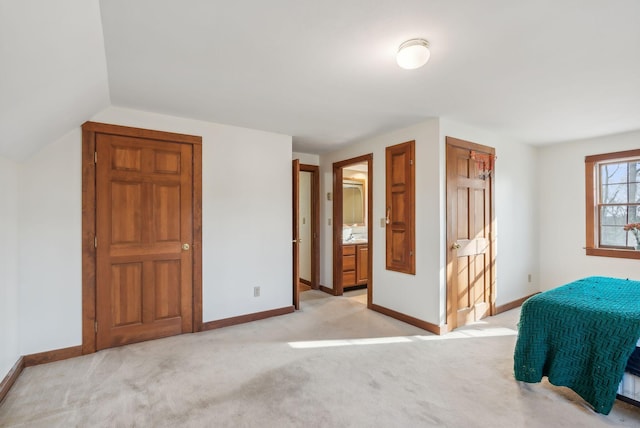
[601,163,628,185]
[600,225,627,247]
[600,206,627,226]
[629,162,640,183]
[629,205,640,223]
[601,184,628,203]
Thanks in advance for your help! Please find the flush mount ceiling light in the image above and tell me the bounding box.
[396,38,430,70]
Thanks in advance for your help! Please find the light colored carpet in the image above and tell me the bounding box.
[1,290,639,427]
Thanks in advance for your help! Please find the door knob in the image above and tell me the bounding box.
[451,242,461,250]
[182,243,190,250]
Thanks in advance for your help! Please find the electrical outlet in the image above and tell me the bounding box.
[253,286,260,297]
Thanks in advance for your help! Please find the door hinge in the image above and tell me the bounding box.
[94,152,97,163]
[94,236,97,248]
[94,321,98,333]
[410,251,413,256]
[410,159,414,165]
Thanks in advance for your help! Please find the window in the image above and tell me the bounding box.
[585,149,640,259]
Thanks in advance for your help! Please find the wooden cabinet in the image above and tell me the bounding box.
[342,243,368,288]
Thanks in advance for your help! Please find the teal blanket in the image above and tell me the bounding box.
[514,276,640,414]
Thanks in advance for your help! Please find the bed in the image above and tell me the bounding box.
[513,276,640,414]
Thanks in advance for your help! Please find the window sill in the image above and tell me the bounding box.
[586,248,640,260]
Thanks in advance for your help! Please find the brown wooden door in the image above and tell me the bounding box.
[446,137,495,330]
[292,159,300,310]
[385,141,415,274]
[96,134,193,350]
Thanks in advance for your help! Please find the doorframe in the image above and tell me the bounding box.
[299,164,320,289]
[445,136,496,330]
[332,154,373,306]
[81,121,203,355]
[292,159,300,310]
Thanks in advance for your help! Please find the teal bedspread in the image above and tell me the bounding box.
[514,276,640,414]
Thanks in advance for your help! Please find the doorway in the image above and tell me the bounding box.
[292,162,320,309]
[81,122,203,354]
[332,154,373,306]
[298,165,319,290]
[445,137,496,330]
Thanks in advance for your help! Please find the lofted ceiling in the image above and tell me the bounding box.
[2,1,640,160]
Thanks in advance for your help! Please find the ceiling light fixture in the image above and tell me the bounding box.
[396,38,430,70]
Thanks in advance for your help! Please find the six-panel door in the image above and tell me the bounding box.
[96,134,193,350]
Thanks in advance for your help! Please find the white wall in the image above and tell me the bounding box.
[15,106,292,355]
[293,152,319,166]
[91,107,293,322]
[538,130,640,290]
[0,0,110,160]
[0,156,20,379]
[319,118,539,327]
[320,119,442,324]
[440,119,540,308]
[18,130,83,354]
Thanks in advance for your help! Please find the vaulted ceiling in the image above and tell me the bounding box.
[2,0,639,160]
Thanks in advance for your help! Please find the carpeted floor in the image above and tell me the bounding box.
[1,289,639,427]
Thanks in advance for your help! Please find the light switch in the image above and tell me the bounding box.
[380,218,386,228]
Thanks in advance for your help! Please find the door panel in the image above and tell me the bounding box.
[356,245,368,285]
[96,134,193,350]
[154,260,181,319]
[111,182,142,243]
[385,141,415,274]
[155,185,181,241]
[446,138,494,330]
[111,263,143,326]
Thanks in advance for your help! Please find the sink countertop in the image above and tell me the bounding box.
[343,238,368,245]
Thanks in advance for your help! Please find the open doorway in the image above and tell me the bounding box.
[332,154,373,306]
[292,162,320,308]
[298,165,319,291]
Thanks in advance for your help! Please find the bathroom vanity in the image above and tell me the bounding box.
[342,242,368,289]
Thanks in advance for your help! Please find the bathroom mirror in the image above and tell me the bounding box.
[343,179,365,225]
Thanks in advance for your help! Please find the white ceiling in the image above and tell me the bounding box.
[2,1,640,160]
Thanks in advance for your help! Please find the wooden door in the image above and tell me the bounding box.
[446,137,495,330]
[96,134,193,349]
[292,159,300,310]
[385,141,415,274]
